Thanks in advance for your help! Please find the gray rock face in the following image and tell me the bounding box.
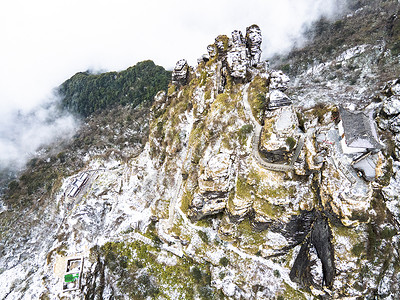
[290,214,335,289]
[172,59,189,86]
[197,24,264,83]
[246,24,262,67]
[390,114,400,133]
[188,153,234,220]
[227,30,248,80]
[310,216,335,288]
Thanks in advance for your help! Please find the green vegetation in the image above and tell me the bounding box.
[168,84,176,96]
[286,136,296,150]
[181,191,194,214]
[277,282,307,300]
[252,197,285,220]
[219,256,229,267]
[235,219,267,253]
[238,124,253,145]
[198,230,209,244]
[59,60,171,117]
[204,90,211,100]
[351,242,365,257]
[235,177,253,200]
[97,240,219,299]
[248,75,268,124]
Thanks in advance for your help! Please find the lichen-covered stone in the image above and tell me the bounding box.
[207,44,217,59]
[215,35,230,61]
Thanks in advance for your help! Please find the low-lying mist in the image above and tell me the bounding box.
[0,96,79,179]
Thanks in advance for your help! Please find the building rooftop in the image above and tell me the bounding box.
[339,107,383,150]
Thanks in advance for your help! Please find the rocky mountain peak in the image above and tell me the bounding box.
[245,24,262,67]
[171,59,189,86]
[3,9,400,299]
[192,24,264,84]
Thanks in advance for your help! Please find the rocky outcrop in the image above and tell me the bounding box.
[188,153,234,220]
[215,35,229,61]
[207,44,217,59]
[290,213,335,289]
[310,216,335,288]
[198,153,233,193]
[267,89,292,110]
[172,59,189,86]
[227,30,248,81]
[269,70,290,91]
[245,24,262,67]
[260,106,300,162]
[197,24,264,84]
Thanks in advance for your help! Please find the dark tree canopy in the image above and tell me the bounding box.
[59,60,171,117]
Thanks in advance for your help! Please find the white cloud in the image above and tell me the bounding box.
[0,0,348,170]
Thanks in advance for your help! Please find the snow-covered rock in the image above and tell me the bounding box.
[172,59,189,86]
[245,24,262,67]
[382,96,400,116]
[227,30,248,80]
[269,70,290,91]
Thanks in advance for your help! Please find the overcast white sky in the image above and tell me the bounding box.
[0,0,349,112]
[0,0,349,170]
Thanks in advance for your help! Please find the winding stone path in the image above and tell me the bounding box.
[242,84,303,172]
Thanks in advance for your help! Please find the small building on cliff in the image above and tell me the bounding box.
[338,106,383,181]
[338,107,382,154]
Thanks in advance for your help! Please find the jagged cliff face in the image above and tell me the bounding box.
[2,4,400,299]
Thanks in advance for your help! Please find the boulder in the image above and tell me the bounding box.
[267,89,292,110]
[172,59,189,86]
